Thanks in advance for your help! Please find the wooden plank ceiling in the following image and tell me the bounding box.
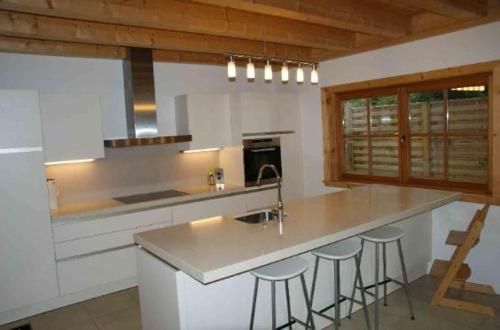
[0,0,498,64]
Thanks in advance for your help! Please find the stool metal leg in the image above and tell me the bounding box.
[397,239,416,320]
[306,256,320,328]
[300,274,315,330]
[355,254,371,330]
[347,240,364,318]
[271,281,277,330]
[374,243,380,330]
[250,277,259,330]
[285,280,292,330]
[383,243,388,306]
[334,260,341,330]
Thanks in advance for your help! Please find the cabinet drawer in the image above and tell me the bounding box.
[54,221,171,260]
[172,195,246,225]
[57,246,136,295]
[53,207,172,243]
[245,189,277,211]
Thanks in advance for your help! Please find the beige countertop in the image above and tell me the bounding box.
[51,184,276,224]
[134,184,461,284]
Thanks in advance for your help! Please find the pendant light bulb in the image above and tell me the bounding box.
[311,64,318,84]
[227,56,236,79]
[246,58,255,80]
[264,59,272,82]
[281,61,289,83]
[296,63,304,84]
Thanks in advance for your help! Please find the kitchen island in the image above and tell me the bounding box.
[134,185,461,329]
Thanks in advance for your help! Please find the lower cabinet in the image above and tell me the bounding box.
[172,195,247,225]
[245,188,277,210]
[57,246,136,295]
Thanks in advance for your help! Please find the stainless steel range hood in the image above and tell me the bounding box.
[104,48,191,148]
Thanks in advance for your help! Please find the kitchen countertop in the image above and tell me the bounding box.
[51,183,277,224]
[134,184,461,284]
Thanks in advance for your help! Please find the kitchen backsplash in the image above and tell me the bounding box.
[45,144,219,205]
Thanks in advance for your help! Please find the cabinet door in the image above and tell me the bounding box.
[240,94,280,134]
[172,195,246,225]
[276,93,299,132]
[0,151,59,313]
[0,90,42,149]
[40,93,105,163]
[245,189,277,211]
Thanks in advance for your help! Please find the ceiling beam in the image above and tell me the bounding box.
[0,0,352,51]
[0,10,323,62]
[188,0,410,38]
[397,0,486,20]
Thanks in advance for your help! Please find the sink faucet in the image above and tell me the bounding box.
[256,164,283,215]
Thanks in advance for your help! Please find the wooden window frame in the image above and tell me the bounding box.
[322,60,500,204]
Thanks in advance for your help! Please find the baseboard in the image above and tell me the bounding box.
[0,277,137,326]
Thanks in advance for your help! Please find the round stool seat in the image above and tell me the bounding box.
[359,226,404,243]
[312,239,361,260]
[251,257,308,281]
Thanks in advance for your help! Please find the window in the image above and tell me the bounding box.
[336,74,490,193]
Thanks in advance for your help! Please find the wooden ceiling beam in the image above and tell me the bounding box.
[188,0,410,38]
[0,10,323,62]
[0,0,352,51]
[397,0,487,20]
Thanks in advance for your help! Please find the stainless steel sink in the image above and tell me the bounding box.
[234,209,278,224]
[114,189,189,204]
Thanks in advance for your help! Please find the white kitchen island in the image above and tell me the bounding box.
[134,185,460,330]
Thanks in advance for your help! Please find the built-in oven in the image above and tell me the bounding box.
[243,137,282,187]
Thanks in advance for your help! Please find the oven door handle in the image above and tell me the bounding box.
[250,148,277,153]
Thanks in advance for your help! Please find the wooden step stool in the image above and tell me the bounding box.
[429,203,496,317]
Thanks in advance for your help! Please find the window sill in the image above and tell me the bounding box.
[323,180,499,205]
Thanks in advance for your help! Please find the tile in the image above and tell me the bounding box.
[0,318,31,330]
[474,316,500,330]
[385,312,473,330]
[82,290,138,319]
[128,286,139,302]
[30,304,90,330]
[58,320,98,330]
[93,305,141,330]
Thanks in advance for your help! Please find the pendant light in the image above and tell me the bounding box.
[227,55,236,79]
[311,64,318,84]
[296,63,304,84]
[264,59,272,82]
[281,61,289,83]
[246,58,255,80]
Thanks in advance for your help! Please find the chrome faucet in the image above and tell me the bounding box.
[256,164,283,215]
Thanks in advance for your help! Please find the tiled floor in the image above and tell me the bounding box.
[2,276,500,330]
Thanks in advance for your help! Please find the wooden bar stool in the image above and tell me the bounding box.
[250,257,315,330]
[308,239,371,330]
[347,226,415,330]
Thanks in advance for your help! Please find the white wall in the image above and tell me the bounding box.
[299,21,500,290]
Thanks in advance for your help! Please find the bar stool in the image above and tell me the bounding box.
[250,256,315,330]
[308,239,371,330]
[347,226,415,330]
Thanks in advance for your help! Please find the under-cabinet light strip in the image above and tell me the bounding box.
[45,159,95,166]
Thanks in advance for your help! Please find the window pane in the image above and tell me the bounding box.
[410,136,444,179]
[370,95,398,135]
[343,138,368,175]
[342,98,367,136]
[448,137,488,183]
[371,137,399,177]
[448,87,488,134]
[409,91,444,133]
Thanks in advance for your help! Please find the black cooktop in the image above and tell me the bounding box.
[114,189,189,204]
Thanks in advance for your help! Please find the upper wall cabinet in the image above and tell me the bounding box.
[240,93,299,134]
[40,93,105,163]
[175,94,235,150]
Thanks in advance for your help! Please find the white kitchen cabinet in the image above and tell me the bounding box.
[240,93,298,134]
[40,93,105,163]
[175,94,233,150]
[172,195,246,225]
[0,90,59,314]
[245,188,277,211]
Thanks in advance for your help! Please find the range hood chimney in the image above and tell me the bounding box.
[104,48,191,148]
